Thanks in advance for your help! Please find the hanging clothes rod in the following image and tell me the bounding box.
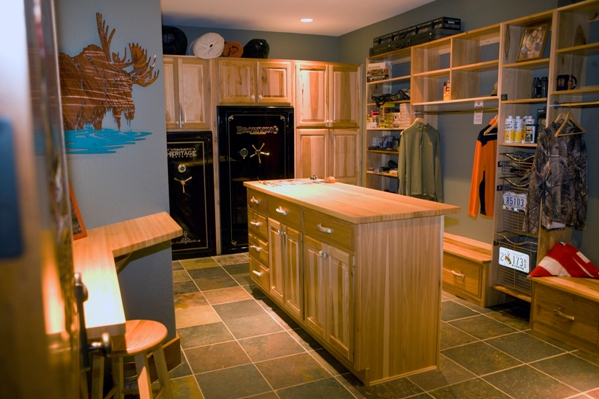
[415,107,498,115]
[552,100,599,108]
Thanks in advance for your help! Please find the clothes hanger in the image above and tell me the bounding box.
[555,111,585,136]
[483,115,498,136]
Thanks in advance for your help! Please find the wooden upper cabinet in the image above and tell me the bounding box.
[164,56,211,130]
[217,59,292,105]
[295,62,361,128]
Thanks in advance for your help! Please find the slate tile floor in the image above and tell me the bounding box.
[169,253,599,399]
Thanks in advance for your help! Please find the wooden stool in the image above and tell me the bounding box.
[92,320,173,399]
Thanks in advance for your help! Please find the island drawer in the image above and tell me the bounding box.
[304,211,354,252]
[248,233,269,266]
[248,211,268,240]
[268,198,302,229]
[442,252,482,298]
[249,257,270,292]
[247,189,268,215]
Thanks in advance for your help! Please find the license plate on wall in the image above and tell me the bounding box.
[502,191,527,211]
[499,247,530,273]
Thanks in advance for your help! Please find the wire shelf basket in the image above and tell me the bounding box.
[495,232,538,295]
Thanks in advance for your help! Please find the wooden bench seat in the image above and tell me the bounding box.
[442,232,493,307]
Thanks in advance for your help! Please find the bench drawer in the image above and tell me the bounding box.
[442,253,482,298]
[533,283,599,347]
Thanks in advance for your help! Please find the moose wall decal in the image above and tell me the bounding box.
[59,13,159,131]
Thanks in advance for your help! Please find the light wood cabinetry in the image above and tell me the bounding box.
[530,277,599,356]
[245,181,459,386]
[164,56,211,130]
[216,58,292,105]
[295,62,361,185]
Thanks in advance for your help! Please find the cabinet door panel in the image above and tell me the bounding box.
[296,64,327,127]
[163,58,178,129]
[329,65,361,128]
[258,61,292,105]
[330,129,359,185]
[219,59,256,104]
[179,59,209,129]
[268,218,284,304]
[297,130,328,179]
[326,244,354,362]
[303,236,326,338]
[284,226,303,319]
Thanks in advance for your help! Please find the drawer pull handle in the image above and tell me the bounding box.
[250,245,261,252]
[276,207,287,215]
[250,220,262,227]
[554,307,575,322]
[451,270,465,279]
[317,223,333,234]
[252,270,263,277]
[250,196,260,205]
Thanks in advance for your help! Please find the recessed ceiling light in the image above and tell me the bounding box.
[300,18,313,23]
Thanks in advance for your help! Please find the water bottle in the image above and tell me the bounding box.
[504,116,514,143]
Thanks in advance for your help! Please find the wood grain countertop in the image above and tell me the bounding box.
[244,180,460,224]
[72,212,182,339]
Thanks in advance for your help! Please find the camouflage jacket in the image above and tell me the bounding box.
[524,122,587,234]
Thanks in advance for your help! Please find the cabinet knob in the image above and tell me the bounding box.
[275,207,287,215]
[251,94,256,101]
[316,223,333,234]
[250,196,260,205]
[252,270,263,277]
[318,251,328,259]
[258,95,263,102]
[451,270,465,279]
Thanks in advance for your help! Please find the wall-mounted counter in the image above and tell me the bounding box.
[72,212,182,339]
[244,180,459,385]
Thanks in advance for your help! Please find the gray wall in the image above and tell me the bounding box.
[174,26,339,62]
[338,0,599,265]
[55,0,176,338]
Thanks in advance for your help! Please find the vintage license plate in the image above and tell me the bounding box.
[503,191,527,211]
[498,247,530,273]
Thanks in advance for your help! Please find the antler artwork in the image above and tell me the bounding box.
[59,13,159,131]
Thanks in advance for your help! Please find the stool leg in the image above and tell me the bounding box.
[153,346,173,399]
[111,356,125,399]
[90,354,104,399]
[134,352,153,399]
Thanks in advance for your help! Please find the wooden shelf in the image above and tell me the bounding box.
[492,284,532,303]
[411,68,451,78]
[556,42,599,56]
[413,96,498,107]
[366,74,410,85]
[452,60,499,73]
[367,171,398,178]
[367,149,399,154]
[503,58,550,70]
[502,98,547,104]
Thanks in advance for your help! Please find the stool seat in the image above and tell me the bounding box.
[112,320,168,355]
[91,320,173,399]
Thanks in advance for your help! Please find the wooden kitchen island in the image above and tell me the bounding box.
[244,180,460,386]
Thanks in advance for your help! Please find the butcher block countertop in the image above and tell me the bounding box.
[244,180,460,224]
[72,212,182,339]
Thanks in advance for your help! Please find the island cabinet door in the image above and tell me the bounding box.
[326,244,354,362]
[268,219,285,304]
[283,226,303,320]
[303,236,327,339]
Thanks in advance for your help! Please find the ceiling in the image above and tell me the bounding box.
[160,0,435,37]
